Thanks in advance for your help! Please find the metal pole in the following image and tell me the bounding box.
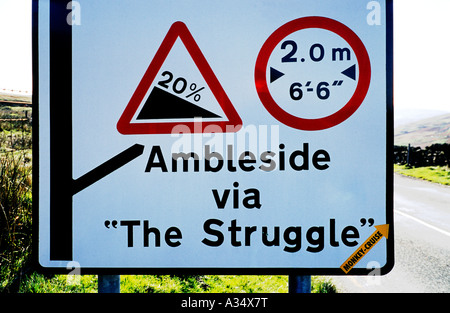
[98,275,120,293]
[289,275,311,293]
[407,143,411,167]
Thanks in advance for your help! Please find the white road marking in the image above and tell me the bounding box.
[395,209,450,237]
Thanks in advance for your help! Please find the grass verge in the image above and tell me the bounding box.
[16,274,336,293]
[394,164,450,186]
[0,151,33,292]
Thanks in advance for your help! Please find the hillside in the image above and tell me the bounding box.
[394,112,450,148]
[0,91,32,106]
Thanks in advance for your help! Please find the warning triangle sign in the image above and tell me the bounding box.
[117,21,242,135]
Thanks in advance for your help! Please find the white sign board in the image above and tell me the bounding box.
[34,0,393,275]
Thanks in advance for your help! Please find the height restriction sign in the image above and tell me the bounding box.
[34,0,393,275]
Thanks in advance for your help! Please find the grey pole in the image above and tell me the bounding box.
[289,275,311,293]
[98,275,121,293]
[407,143,411,166]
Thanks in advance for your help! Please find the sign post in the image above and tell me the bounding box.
[289,276,311,294]
[34,0,393,277]
[98,275,120,293]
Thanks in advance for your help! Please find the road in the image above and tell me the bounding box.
[330,173,450,293]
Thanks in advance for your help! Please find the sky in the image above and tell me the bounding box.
[0,0,449,116]
[0,0,31,93]
[394,0,450,114]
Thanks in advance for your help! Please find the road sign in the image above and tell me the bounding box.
[34,0,393,275]
[117,21,242,135]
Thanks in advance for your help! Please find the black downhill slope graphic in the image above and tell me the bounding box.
[137,86,221,120]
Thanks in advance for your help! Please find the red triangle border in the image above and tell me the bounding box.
[117,21,242,135]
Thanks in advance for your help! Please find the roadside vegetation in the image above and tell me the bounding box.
[0,102,33,292]
[16,273,336,293]
[394,164,450,186]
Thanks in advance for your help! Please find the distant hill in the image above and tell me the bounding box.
[395,108,450,127]
[0,91,32,106]
[394,113,450,148]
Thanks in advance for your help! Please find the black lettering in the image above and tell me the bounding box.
[313,150,330,170]
[243,188,261,209]
[376,231,383,239]
[120,220,140,247]
[238,151,256,172]
[145,143,331,173]
[228,219,242,246]
[205,145,224,172]
[332,47,351,61]
[259,151,276,172]
[145,146,168,172]
[227,145,237,172]
[212,189,230,209]
[306,226,324,252]
[289,143,309,171]
[143,220,160,247]
[172,152,199,172]
[165,227,182,247]
[283,226,302,253]
[310,43,325,62]
[279,144,285,171]
[233,182,239,209]
[342,226,359,247]
[245,226,257,246]
[262,226,280,246]
[202,219,224,247]
[329,219,339,247]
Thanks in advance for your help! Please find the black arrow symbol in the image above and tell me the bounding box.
[270,67,285,83]
[72,144,145,195]
[341,64,356,80]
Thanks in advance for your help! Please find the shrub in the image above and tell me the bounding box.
[0,151,32,292]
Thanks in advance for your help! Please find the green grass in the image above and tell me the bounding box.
[16,273,336,293]
[394,164,450,185]
[0,151,33,292]
[17,272,99,293]
[0,105,32,152]
[121,275,289,293]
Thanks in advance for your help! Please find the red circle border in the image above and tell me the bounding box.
[255,16,371,131]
